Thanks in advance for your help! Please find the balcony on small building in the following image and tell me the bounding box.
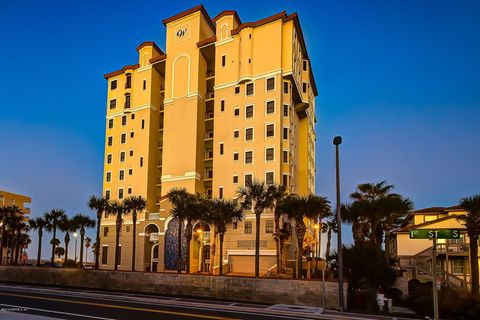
[437,243,469,255]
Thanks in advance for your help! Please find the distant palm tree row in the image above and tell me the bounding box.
[0,205,31,265]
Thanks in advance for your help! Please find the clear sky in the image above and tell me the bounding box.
[1,0,479,259]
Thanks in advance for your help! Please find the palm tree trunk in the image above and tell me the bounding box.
[37,231,42,266]
[210,229,217,274]
[255,212,261,277]
[79,228,85,267]
[384,231,391,262]
[185,220,192,274]
[51,227,56,263]
[132,213,137,271]
[177,218,183,273]
[274,216,280,274]
[470,236,479,296]
[279,237,285,274]
[114,226,120,271]
[295,222,306,279]
[64,235,69,263]
[95,213,102,270]
[219,233,224,276]
[326,229,332,262]
[10,237,17,265]
[15,243,21,264]
[0,227,5,265]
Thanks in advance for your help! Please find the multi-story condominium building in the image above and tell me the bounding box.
[393,206,477,292]
[100,5,317,275]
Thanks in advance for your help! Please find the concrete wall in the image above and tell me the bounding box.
[0,266,346,309]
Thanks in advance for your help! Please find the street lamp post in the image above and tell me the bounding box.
[333,135,344,312]
[73,232,78,263]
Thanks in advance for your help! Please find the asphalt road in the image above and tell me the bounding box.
[0,283,409,320]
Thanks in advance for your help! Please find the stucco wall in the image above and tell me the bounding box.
[0,266,346,309]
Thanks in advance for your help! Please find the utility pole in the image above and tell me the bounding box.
[432,239,439,320]
[333,136,344,311]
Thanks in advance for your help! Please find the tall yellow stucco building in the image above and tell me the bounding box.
[100,5,317,275]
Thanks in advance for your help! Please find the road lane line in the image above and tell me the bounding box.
[0,303,115,320]
[0,292,238,320]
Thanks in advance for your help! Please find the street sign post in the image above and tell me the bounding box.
[409,229,462,320]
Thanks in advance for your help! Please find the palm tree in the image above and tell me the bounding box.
[458,195,480,296]
[206,199,243,275]
[71,214,95,267]
[55,246,65,259]
[29,217,47,266]
[109,201,124,271]
[59,216,76,264]
[49,238,60,262]
[17,233,31,264]
[237,179,277,277]
[167,188,194,273]
[271,185,287,274]
[183,195,206,274]
[88,195,110,270]
[325,217,337,263]
[44,209,66,264]
[85,237,92,263]
[123,196,147,271]
[0,206,23,265]
[0,205,10,265]
[279,194,331,278]
[5,212,26,265]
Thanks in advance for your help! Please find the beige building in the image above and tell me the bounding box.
[393,206,477,291]
[100,5,317,275]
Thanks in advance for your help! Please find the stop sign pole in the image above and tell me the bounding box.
[431,238,439,320]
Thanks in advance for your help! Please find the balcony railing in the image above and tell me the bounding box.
[206,92,214,100]
[204,171,213,179]
[205,112,214,120]
[205,150,213,159]
[205,131,214,139]
[437,243,469,254]
[160,83,165,92]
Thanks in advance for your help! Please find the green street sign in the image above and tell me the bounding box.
[409,229,461,239]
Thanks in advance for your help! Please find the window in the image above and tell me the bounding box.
[221,55,226,67]
[234,108,240,116]
[245,128,253,141]
[101,246,108,265]
[283,82,288,94]
[106,172,111,182]
[110,99,116,109]
[233,152,239,161]
[121,133,126,144]
[266,101,275,114]
[452,260,465,275]
[130,131,134,138]
[235,86,240,94]
[129,149,133,157]
[219,187,223,199]
[116,245,121,266]
[245,174,253,185]
[124,93,131,108]
[233,130,239,138]
[266,77,275,91]
[233,222,238,229]
[283,151,288,163]
[118,189,124,199]
[219,143,224,155]
[122,116,127,126]
[120,152,125,162]
[283,128,289,139]
[125,74,132,89]
[245,105,254,118]
[244,221,252,234]
[128,168,133,175]
[143,80,147,90]
[233,175,238,183]
[105,190,110,200]
[265,148,274,161]
[119,170,125,180]
[131,114,135,120]
[107,154,112,164]
[303,82,307,93]
[265,172,274,184]
[266,124,275,137]
[108,136,113,146]
[140,157,143,167]
[284,105,289,117]
[265,220,274,233]
[110,80,117,90]
[282,174,288,187]
[303,60,307,71]
[126,226,131,232]
[141,119,145,129]
[108,119,114,129]
[128,187,132,195]
[220,100,225,112]
[245,151,253,164]
[103,227,109,237]
[246,83,254,96]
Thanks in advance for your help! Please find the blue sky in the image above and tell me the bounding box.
[1,0,479,259]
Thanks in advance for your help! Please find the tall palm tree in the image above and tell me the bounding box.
[45,209,66,264]
[123,195,147,271]
[0,206,10,265]
[29,217,47,266]
[59,216,76,264]
[109,201,124,271]
[279,194,331,278]
[237,179,276,277]
[458,195,480,296]
[5,213,26,265]
[167,188,194,273]
[88,195,110,270]
[206,199,243,275]
[271,185,287,274]
[71,214,96,267]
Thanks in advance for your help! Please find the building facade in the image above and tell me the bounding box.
[393,206,478,291]
[100,5,317,275]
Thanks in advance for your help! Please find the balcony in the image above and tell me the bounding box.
[437,243,469,255]
[204,150,213,160]
[157,160,162,168]
[205,112,214,120]
[204,131,214,140]
[160,83,165,93]
[204,170,213,181]
[149,233,159,242]
[205,92,215,101]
